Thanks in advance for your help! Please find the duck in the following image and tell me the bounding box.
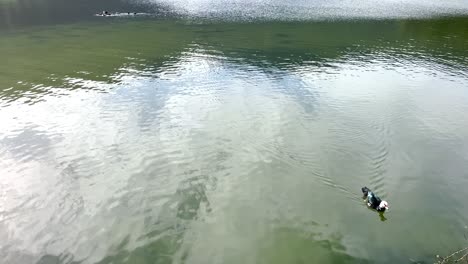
[361,187,389,212]
[97,10,111,16]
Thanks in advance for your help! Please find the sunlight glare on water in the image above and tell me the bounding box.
[137,0,468,19]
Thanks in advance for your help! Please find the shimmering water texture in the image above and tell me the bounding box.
[146,0,468,20]
[1,6,468,264]
[2,0,468,29]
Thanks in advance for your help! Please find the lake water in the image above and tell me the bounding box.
[1,0,468,263]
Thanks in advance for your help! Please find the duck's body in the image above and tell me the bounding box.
[96,10,111,16]
[361,187,389,212]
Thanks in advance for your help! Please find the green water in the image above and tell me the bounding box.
[1,1,468,264]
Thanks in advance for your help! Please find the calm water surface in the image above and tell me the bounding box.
[1,0,468,263]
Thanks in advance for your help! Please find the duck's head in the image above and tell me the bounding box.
[378,201,389,211]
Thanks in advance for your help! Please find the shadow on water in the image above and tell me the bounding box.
[6,172,212,264]
[94,236,179,264]
[37,255,82,264]
[378,212,387,222]
[36,226,372,264]
[256,227,371,264]
[366,208,388,222]
[94,175,211,264]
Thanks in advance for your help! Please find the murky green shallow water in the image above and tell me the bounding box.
[1,1,468,263]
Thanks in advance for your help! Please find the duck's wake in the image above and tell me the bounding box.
[95,11,151,17]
